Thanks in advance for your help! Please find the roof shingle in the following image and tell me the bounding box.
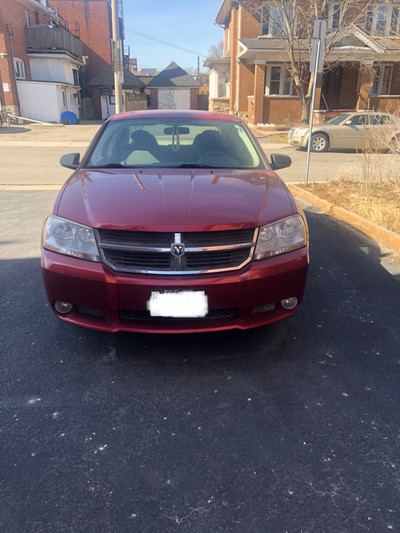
[146,62,200,88]
[87,66,145,87]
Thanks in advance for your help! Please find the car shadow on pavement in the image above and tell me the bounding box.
[2,208,399,375]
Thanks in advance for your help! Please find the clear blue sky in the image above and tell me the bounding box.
[123,0,223,72]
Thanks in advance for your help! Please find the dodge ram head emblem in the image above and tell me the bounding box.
[171,243,185,256]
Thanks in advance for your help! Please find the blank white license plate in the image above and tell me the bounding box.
[147,290,208,318]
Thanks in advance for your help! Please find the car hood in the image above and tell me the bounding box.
[56,168,295,231]
[293,124,336,132]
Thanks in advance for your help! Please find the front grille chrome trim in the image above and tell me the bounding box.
[95,228,258,275]
[97,242,253,253]
[98,243,172,253]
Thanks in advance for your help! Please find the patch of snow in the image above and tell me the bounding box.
[94,444,109,454]
[27,398,41,405]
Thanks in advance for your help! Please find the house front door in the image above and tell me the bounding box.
[321,67,342,110]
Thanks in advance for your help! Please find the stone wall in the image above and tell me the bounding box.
[209,97,230,113]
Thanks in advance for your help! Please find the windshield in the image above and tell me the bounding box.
[85,119,265,170]
[326,113,351,125]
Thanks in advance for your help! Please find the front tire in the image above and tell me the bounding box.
[311,133,329,152]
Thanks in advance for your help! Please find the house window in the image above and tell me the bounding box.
[13,58,26,80]
[73,69,79,86]
[217,71,229,98]
[265,66,292,96]
[365,4,400,36]
[260,4,296,36]
[25,11,30,27]
[323,3,341,30]
[370,64,393,96]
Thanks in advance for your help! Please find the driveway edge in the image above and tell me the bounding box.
[288,184,400,255]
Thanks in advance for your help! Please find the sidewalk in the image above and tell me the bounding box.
[0,122,102,147]
[0,123,102,187]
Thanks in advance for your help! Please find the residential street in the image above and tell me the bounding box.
[1,124,400,531]
[0,123,372,185]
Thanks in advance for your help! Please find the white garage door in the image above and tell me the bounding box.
[158,89,174,109]
[173,89,191,109]
[158,89,191,110]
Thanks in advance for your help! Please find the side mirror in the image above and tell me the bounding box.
[269,153,292,171]
[60,152,80,170]
[344,120,352,126]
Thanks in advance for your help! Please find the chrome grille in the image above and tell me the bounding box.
[96,228,257,274]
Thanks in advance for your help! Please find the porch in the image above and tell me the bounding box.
[247,61,400,126]
[25,25,83,61]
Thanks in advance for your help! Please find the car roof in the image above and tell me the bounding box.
[107,110,242,123]
[342,111,398,117]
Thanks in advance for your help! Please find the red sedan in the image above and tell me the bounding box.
[41,110,308,333]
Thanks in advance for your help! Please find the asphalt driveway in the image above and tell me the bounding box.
[1,189,400,532]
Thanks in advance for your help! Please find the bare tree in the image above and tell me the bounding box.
[240,0,374,123]
[208,40,224,59]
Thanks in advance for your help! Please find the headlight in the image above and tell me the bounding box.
[254,215,306,260]
[43,215,100,262]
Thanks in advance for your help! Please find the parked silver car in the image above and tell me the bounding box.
[288,111,400,152]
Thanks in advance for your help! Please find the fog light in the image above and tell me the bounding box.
[54,301,73,314]
[281,297,298,310]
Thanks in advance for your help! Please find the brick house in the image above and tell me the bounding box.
[0,0,83,121]
[207,1,400,125]
[47,0,117,118]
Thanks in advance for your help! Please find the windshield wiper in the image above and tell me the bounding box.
[174,163,226,169]
[100,163,127,168]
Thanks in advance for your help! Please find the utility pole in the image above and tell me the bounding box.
[6,24,20,115]
[111,0,123,113]
[305,19,326,184]
[197,56,200,80]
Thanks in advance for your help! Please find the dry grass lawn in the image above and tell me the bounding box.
[300,180,400,234]
[265,132,289,143]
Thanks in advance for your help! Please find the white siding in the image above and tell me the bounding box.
[16,81,80,122]
[17,81,59,122]
[29,56,79,85]
[30,57,65,82]
[209,70,219,99]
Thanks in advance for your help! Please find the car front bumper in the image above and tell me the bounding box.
[288,129,307,147]
[41,248,309,333]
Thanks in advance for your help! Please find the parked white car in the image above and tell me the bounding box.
[288,112,400,152]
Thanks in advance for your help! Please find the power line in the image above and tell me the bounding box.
[124,26,207,58]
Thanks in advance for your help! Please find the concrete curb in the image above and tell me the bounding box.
[0,185,62,190]
[0,141,89,147]
[250,125,290,137]
[288,184,400,255]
